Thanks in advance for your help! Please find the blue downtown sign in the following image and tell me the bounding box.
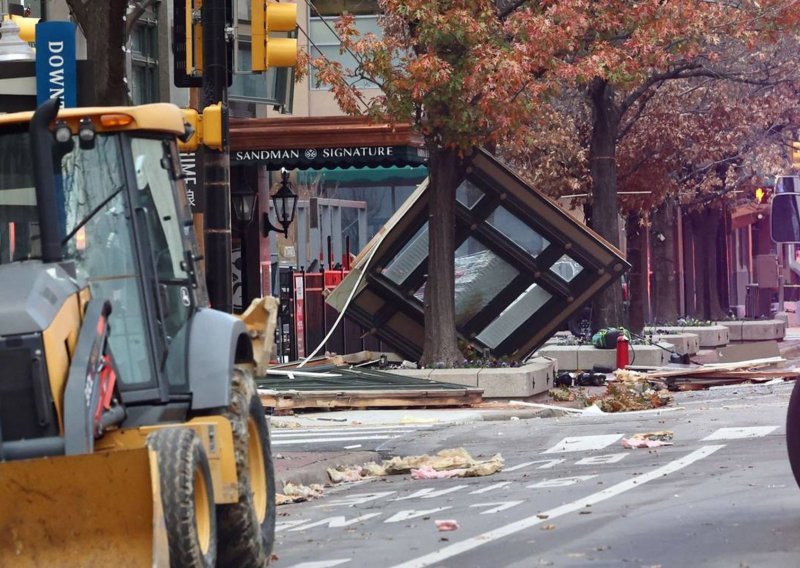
[35,21,77,107]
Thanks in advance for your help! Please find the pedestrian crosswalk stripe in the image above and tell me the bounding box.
[543,434,623,454]
[272,428,432,438]
[271,425,434,435]
[701,426,779,441]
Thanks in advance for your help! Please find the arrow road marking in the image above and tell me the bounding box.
[505,459,565,472]
[470,482,512,494]
[543,434,623,453]
[470,501,525,515]
[702,426,779,441]
[286,560,351,568]
[390,445,725,568]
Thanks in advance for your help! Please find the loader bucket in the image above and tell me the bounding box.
[0,448,169,567]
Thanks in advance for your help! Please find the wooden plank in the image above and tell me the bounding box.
[259,390,483,410]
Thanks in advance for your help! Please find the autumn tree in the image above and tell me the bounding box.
[302,0,539,365]
[503,0,800,330]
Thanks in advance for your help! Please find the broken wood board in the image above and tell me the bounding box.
[633,356,787,380]
[256,366,483,411]
[259,388,483,411]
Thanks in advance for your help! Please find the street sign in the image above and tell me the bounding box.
[35,21,77,107]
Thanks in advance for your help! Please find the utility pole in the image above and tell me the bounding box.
[201,0,232,313]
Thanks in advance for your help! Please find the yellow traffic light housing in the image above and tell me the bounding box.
[252,1,298,71]
[184,0,204,77]
[792,141,800,170]
[176,104,224,152]
[202,103,224,151]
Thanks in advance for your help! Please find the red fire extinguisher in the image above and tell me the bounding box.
[616,334,630,369]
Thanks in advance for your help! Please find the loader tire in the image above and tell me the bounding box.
[217,367,276,568]
[786,379,800,489]
[147,428,217,568]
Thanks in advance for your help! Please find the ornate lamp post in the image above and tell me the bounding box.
[263,169,298,238]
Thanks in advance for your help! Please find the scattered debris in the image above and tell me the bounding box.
[327,448,504,483]
[276,482,325,505]
[622,431,674,449]
[587,380,672,413]
[435,520,460,532]
[270,421,303,429]
[541,524,556,531]
[549,388,577,402]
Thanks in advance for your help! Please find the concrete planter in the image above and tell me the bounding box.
[388,358,556,398]
[716,320,786,342]
[535,344,668,371]
[648,332,700,355]
[644,325,729,348]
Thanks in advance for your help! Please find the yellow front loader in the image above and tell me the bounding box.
[0,98,275,567]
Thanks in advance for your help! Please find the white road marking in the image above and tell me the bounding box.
[504,459,565,472]
[702,426,779,441]
[343,444,362,449]
[273,435,395,445]
[470,501,525,514]
[318,492,396,508]
[271,426,433,436]
[276,519,311,532]
[527,475,597,489]
[470,482,512,494]
[289,513,382,531]
[393,486,468,501]
[286,560,351,568]
[543,434,623,454]
[576,453,628,465]
[385,508,452,523]
[390,445,725,568]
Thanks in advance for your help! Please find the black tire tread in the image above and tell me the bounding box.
[216,367,276,568]
[786,380,800,489]
[147,428,217,568]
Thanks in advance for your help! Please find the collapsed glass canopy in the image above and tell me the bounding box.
[327,149,630,360]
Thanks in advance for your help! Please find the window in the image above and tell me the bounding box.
[130,16,159,104]
[308,0,382,90]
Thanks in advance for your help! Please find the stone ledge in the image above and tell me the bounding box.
[534,344,668,371]
[644,325,729,348]
[648,332,700,355]
[388,359,556,399]
[716,320,786,342]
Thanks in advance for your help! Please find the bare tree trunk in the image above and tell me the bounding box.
[650,198,679,323]
[587,78,625,330]
[625,213,647,333]
[690,208,727,320]
[67,0,129,105]
[420,145,465,367]
[682,211,696,317]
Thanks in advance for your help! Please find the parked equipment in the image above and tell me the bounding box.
[0,99,275,566]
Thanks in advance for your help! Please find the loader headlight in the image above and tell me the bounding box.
[53,120,71,144]
[78,118,96,150]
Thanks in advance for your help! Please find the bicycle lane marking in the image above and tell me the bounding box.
[390,444,725,568]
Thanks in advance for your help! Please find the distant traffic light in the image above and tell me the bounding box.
[251,0,298,71]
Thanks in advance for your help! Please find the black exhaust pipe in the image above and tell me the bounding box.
[30,97,62,263]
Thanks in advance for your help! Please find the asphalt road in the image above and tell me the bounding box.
[272,381,800,568]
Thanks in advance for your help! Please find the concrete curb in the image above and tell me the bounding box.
[274,450,381,490]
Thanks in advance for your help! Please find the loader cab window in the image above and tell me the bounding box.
[130,137,194,388]
[0,129,39,264]
[59,134,155,388]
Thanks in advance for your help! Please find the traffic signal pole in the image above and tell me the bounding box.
[201,0,232,313]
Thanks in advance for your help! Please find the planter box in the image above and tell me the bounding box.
[477,358,555,398]
[648,332,700,355]
[716,320,786,342]
[644,325,729,348]
[533,345,579,372]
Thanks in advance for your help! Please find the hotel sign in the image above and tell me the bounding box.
[231,145,426,169]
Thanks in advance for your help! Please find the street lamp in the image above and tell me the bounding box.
[263,169,298,238]
[231,184,258,310]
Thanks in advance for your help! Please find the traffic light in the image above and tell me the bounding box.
[8,15,38,42]
[792,141,800,170]
[177,104,226,152]
[251,0,298,71]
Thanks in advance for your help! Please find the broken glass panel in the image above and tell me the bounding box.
[550,254,583,282]
[486,206,549,258]
[415,238,519,326]
[456,179,484,209]
[477,283,552,348]
[382,223,428,284]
